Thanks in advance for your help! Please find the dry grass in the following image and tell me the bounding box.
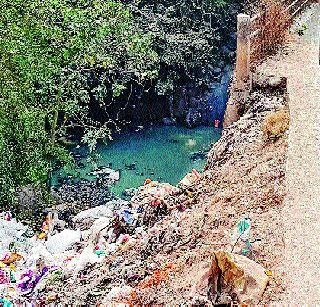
[262,109,290,141]
[251,0,291,63]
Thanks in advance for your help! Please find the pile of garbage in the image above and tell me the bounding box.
[0,78,288,304]
[0,179,201,305]
[1,170,272,305]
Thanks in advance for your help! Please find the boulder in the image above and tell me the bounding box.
[190,251,269,305]
[189,261,219,304]
[212,251,269,304]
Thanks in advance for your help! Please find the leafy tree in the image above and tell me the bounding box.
[127,0,242,95]
[0,0,159,210]
[0,0,244,217]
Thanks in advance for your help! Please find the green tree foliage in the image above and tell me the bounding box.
[0,0,159,207]
[128,0,241,94]
[0,0,244,214]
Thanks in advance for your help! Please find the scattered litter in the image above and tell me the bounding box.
[179,169,201,187]
[46,229,81,254]
[232,218,253,255]
[1,253,22,265]
[265,270,273,277]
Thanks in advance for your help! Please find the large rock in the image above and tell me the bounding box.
[190,251,269,305]
[189,261,219,304]
[212,251,269,304]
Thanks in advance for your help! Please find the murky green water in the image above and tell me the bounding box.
[53,125,221,195]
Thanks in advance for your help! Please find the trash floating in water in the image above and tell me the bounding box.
[52,126,221,199]
[88,167,120,181]
[186,139,197,147]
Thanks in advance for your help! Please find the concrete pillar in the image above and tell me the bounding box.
[235,14,251,89]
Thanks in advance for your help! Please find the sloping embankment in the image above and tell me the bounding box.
[129,74,290,305]
[59,74,290,305]
[168,76,290,304]
[1,74,289,306]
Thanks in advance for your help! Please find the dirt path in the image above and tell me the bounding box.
[260,3,320,304]
[282,4,320,304]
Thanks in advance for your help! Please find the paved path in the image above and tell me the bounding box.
[258,3,319,304]
[276,4,320,304]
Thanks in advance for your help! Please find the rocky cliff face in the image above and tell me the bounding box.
[172,64,233,128]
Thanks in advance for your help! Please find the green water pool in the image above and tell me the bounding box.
[53,125,221,195]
